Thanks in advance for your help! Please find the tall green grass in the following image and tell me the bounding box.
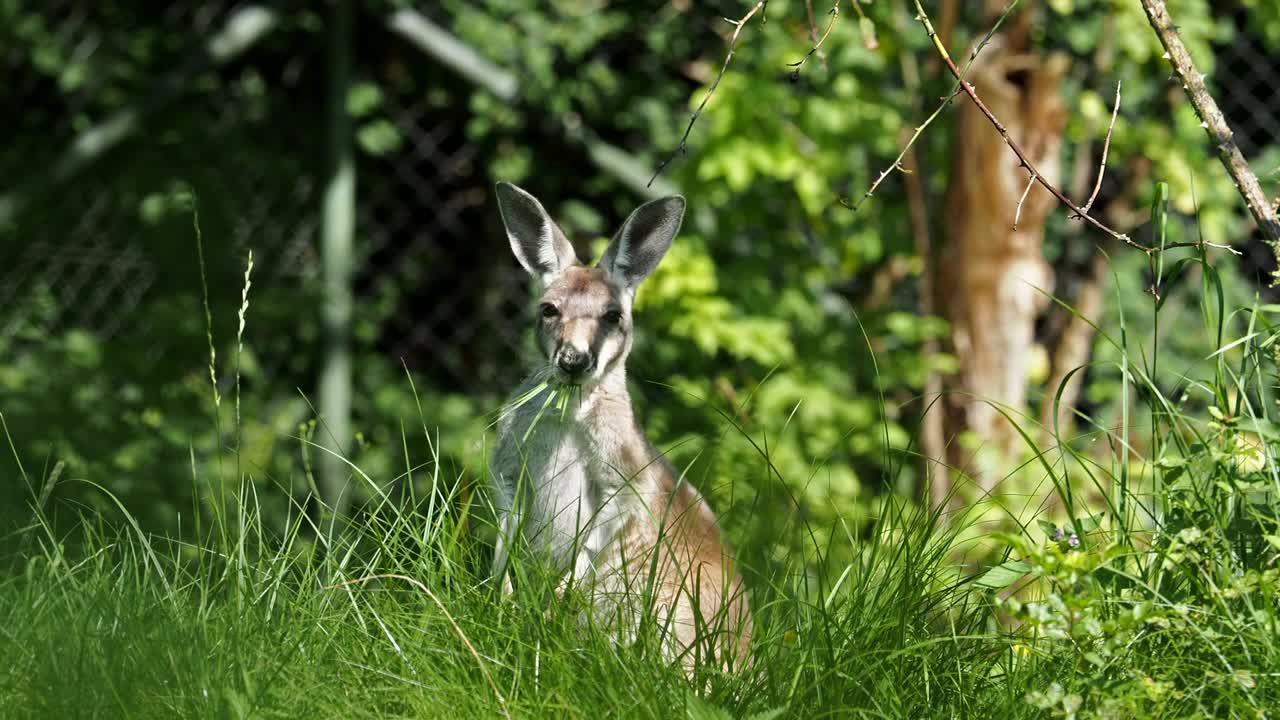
[1,189,1277,718]
[0,429,1017,718]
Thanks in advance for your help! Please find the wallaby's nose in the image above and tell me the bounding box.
[557,348,592,377]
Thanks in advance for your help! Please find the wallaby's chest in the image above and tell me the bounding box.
[498,394,637,569]
[524,421,598,532]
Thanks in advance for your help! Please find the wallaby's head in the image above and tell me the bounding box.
[495,182,684,387]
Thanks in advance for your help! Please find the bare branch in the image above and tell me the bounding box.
[647,1,769,188]
[1012,172,1037,230]
[910,1,1170,253]
[1139,0,1280,278]
[788,1,839,78]
[1081,80,1121,214]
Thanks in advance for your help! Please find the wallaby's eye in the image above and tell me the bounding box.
[602,310,622,325]
[540,303,560,319]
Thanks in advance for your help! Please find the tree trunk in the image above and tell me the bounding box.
[933,31,1069,508]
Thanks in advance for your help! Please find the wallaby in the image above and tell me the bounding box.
[489,182,751,672]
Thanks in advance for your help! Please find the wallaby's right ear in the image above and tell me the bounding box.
[495,182,579,282]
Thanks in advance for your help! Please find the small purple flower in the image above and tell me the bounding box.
[1067,533,1080,548]
[1053,528,1064,541]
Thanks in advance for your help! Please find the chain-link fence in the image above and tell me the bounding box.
[1216,13,1280,159]
[0,3,533,400]
[1,1,1277,398]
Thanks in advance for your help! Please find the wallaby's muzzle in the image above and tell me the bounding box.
[554,346,593,381]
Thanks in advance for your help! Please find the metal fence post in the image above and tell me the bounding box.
[319,0,355,529]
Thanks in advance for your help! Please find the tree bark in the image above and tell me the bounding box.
[935,32,1069,506]
[901,139,948,501]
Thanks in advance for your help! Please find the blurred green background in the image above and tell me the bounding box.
[2,0,1278,573]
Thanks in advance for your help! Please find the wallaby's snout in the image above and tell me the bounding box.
[555,344,593,380]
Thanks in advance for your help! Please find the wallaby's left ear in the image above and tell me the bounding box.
[495,182,579,283]
[598,195,685,287]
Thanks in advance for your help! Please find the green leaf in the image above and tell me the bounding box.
[346,81,383,118]
[685,692,732,720]
[857,17,878,50]
[1073,512,1105,533]
[356,120,403,156]
[1247,419,1280,442]
[976,561,1032,589]
[744,709,787,720]
[1156,258,1199,311]
[1161,464,1187,487]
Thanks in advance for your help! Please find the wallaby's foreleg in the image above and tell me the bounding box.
[490,459,521,596]
[492,510,516,595]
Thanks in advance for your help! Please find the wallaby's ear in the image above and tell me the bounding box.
[598,195,685,288]
[495,182,579,281]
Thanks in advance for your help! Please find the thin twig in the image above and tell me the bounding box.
[326,574,512,720]
[847,91,957,211]
[1081,80,1121,214]
[788,1,839,78]
[648,1,769,188]
[910,1,1177,253]
[801,0,830,71]
[1139,0,1280,278]
[848,2,1020,211]
[1012,172,1037,230]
